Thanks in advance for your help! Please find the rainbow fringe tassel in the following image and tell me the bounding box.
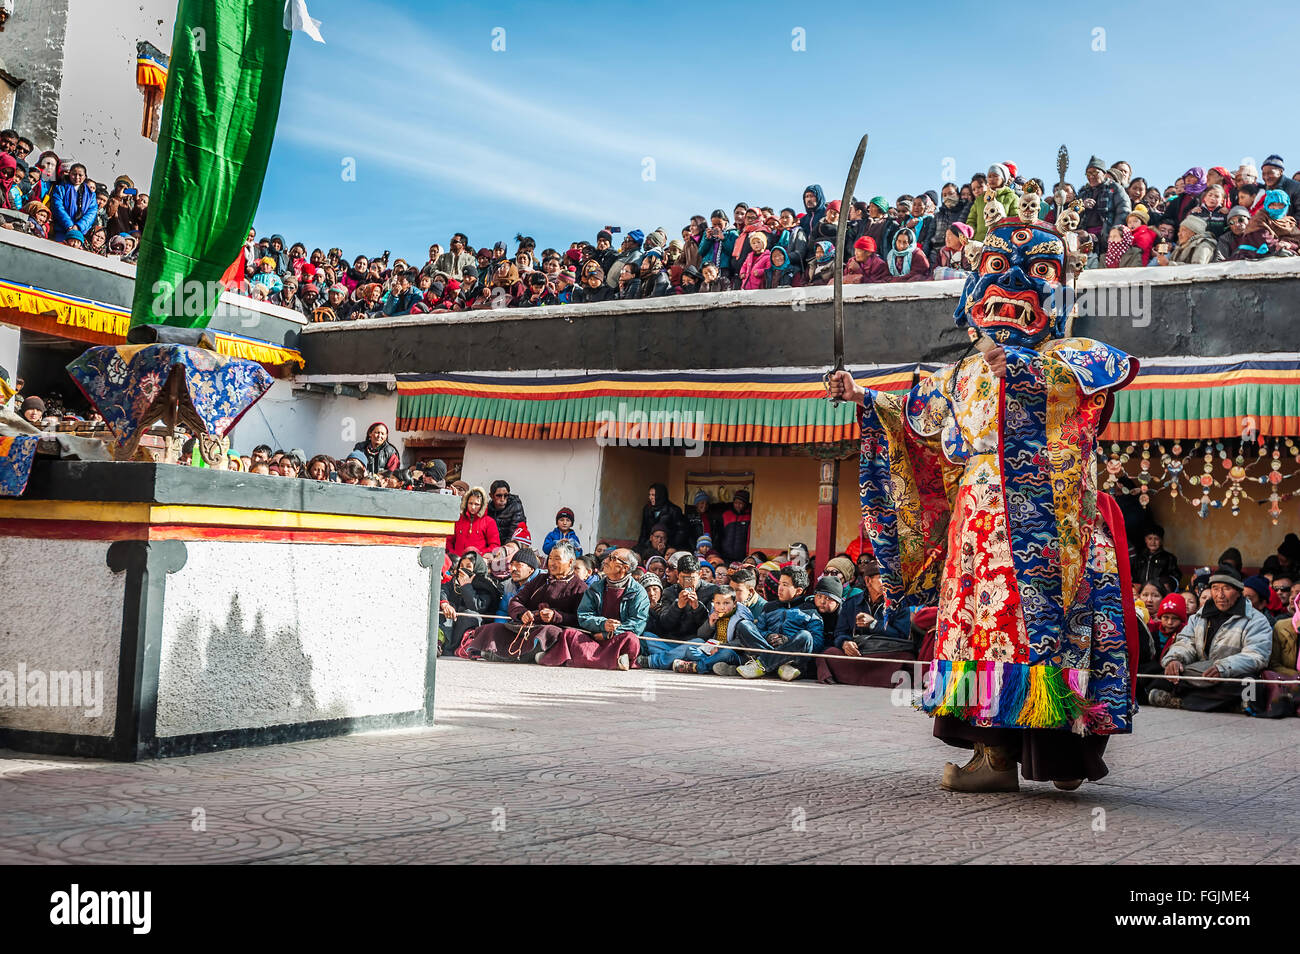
[925,659,1108,732]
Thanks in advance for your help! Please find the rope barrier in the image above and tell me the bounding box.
[440,609,1300,685]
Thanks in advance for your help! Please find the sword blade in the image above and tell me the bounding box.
[833,133,868,372]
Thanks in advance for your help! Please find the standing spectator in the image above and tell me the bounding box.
[352,422,400,474]
[1260,155,1300,224]
[967,165,1019,241]
[0,154,22,210]
[487,479,527,544]
[931,182,969,260]
[1132,524,1179,585]
[717,490,752,564]
[1077,155,1130,257]
[637,482,689,552]
[449,486,502,555]
[50,163,97,242]
[542,507,583,556]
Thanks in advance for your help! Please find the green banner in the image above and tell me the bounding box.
[130,0,292,328]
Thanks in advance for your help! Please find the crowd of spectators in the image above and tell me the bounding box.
[192,154,1300,320]
[1,129,147,261]
[7,127,1300,314]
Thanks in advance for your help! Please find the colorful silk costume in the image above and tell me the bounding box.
[858,220,1139,735]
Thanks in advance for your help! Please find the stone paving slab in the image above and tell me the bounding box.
[1,657,1297,864]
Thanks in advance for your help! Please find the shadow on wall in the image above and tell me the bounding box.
[165,594,350,731]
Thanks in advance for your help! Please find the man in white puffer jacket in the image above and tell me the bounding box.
[1150,565,1272,711]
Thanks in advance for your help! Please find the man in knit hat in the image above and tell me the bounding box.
[1150,565,1272,711]
[1078,154,1131,257]
[1261,154,1300,222]
[1217,206,1253,260]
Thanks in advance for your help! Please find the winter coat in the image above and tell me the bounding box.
[50,182,98,241]
[1169,233,1217,265]
[382,289,422,316]
[434,250,475,279]
[801,184,828,241]
[577,575,650,635]
[571,282,616,304]
[1132,548,1180,586]
[637,483,690,550]
[637,270,673,298]
[776,226,809,268]
[352,438,400,474]
[657,582,723,639]
[697,230,737,272]
[449,511,502,556]
[739,250,771,290]
[758,598,826,651]
[444,554,503,616]
[542,527,583,556]
[1077,179,1130,250]
[717,506,751,563]
[967,187,1021,241]
[1163,598,1272,679]
[507,572,588,627]
[487,492,527,544]
[932,199,972,259]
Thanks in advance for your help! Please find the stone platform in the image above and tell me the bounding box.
[0,658,1295,864]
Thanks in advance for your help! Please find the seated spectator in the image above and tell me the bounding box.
[843,236,882,284]
[645,585,752,675]
[636,249,673,297]
[438,550,503,655]
[807,241,836,286]
[730,566,823,681]
[539,548,648,671]
[1215,206,1252,260]
[542,507,582,556]
[818,559,925,686]
[467,541,587,662]
[449,486,501,555]
[352,422,400,474]
[717,490,752,564]
[1155,216,1217,266]
[881,227,930,281]
[728,565,767,617]
[1235,189,1300,259]
[1149,566,1272,711]
[820,556,862,601]
[649,553,720,651]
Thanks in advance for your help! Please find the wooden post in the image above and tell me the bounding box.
[815,456,839,575]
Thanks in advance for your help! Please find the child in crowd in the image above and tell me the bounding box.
[543,507,583,556]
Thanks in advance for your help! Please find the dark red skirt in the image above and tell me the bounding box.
[933,716,1110,782]
[539,628,641,670]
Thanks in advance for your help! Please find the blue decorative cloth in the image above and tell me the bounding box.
[66,344,272,453]
[0,435,39,497]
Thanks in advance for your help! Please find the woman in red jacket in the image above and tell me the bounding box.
[450,486,501,555]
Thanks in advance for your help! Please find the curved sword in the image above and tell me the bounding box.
[827,133,869,407]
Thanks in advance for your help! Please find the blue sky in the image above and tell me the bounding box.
[256,0,1288,263]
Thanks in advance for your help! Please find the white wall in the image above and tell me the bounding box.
[460,436,602,553]
[227,381,400,461]
[55,0,174,185]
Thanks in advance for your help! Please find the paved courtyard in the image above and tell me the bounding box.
[1,658,1296,863]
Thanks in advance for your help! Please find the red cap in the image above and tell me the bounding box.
[854,236,876,252]
[1156,594,1188,625]
[827,199,842,212]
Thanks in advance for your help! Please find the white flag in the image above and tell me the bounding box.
[284,0,325,44]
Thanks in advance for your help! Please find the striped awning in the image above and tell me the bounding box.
[398,356,1300,446]
[0,279,304,371]
[396,368,915,445]
[1107,357,1300,440]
